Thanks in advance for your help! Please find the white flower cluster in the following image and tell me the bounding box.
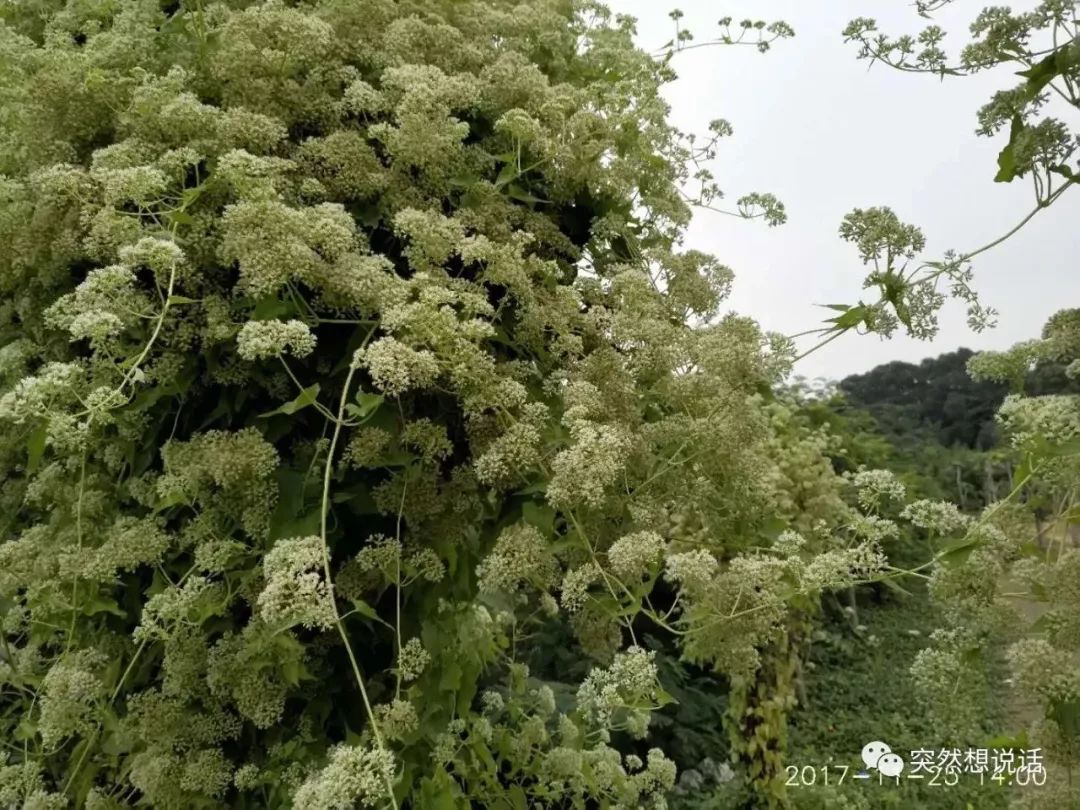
[216,149,296,201]
[236,319,317,361]
[663,550,718,591]
[400,418,452,464]
[849,513,900,543]
[374,699,419,740]
[258,535,336,630]
[44,238,183,349]
[38,649,108,748]
[474,402,547,488]
[0,759,62,809]
[798,543,888,593]
[397,638,430,682]
[0,362,83,425]
[849,468,906,512]
[576,647,660,738]
[546,421,632,510]
[560,563,600,613]
[476,523,558,594]
[606,531,666,580]
[358,337,440,395]
[480,690,504,716]
[292,744,395,810]
[157,428,280,539]
[134,576,226,643]
[1009,638,1080,703]
[57,516,172,583]
[909,636,989,742]
[772,530,806,557]
[900,499,972,535]
[966,341,1043,383]
[997,393,1080,448]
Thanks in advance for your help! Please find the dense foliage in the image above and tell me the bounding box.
[0,1,1076,809]
[839,348,1080,452]
[837,4,1080,807]
[0,2,890,808]
[839,349,1007,450]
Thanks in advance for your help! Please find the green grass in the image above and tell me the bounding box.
[786,590,1009,809]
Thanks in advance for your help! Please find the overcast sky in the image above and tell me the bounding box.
[609,0,1080,382]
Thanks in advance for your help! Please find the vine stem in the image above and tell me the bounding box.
[957,183,1073,265]
[317,340,400,810]
[62,640,149,797]
[491,403,643,645]
[71,250,180,420]
[63,565,201,797]
[393,476,406,699]
[63,453,88,655]
[792,328,845,363]
[59,246,184,797]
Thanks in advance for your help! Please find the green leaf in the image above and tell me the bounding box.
[348,598,383,624]
[347,600,395,631]
[514,480,548,496]
[1015,48,1069,95]
[354,202,382,227]
[166,210,194,227]
[655,687,678,708]
[936,534,979,566]
[419,769,464,809]
[152,488,189,515]
[352,391,384,420]
[879,577,914,598]
[1049,698,1080,739]
[522,500,556,536]
[26,423,47,473]
[828,305,866,330]
[993,115,1023,183]
[439,660,463,692]
[1013,451,1036,488]
[332,482,377,512]
[179,184,207,208]
[14,717,37,742]
[166,294,198,305]
[1048,436,1080,458]
[495,162,518,189]
[506,183,546,205]
[260,383,320,418]
[280,657,304,687]
[981,733,1025,752]
[1029,613,1054,634]
[80,595,127,618]
[447,174,476,189]
[273,510,321,540]
[507,785,528,810]
[252,296,291,320]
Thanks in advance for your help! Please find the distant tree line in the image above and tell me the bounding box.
[840,347,1080,448]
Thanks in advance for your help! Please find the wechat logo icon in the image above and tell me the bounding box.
[861,741,904,778]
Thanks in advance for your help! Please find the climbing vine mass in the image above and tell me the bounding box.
[0,1,1077,809]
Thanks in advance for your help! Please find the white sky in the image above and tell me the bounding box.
[609,0,1080,381]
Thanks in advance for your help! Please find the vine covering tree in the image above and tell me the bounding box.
[0,1,1076,809]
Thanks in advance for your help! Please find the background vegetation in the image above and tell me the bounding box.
[0,1,1077,809]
